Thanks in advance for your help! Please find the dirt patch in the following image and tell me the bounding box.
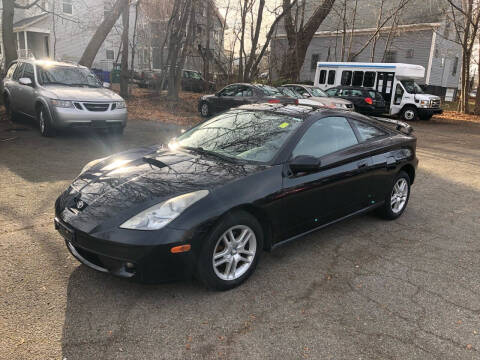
[433,110,480,125]
[117,85,203,127]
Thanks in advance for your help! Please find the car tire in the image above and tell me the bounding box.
[200,102,210,117]
[196,210,263,291]
[377,171,411,220]
[4,97,18,122]
[400,106,418,121]
[37,105,56,137]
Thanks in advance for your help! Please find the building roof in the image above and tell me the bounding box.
[13,13,49,31]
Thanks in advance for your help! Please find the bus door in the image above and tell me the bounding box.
[376,72,395,106]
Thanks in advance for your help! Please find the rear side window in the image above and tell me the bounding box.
[326,88,338,96]
[363,72,376,87]
[219,85,238,96]
[319,69,327,84]
[292,116,358,158]
[341,71,352,86]
[352,71,364,86]
[23,63,35,81]
[6,63,17,79]
[368,91,377,98]
[327,70,336,85]
[350,119,386,142]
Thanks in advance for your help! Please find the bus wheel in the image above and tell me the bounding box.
[400,106,418,121]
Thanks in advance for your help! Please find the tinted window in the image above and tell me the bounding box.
[350,119,386,142]
[309,87,327,97]
[175,110,304,163]
[343,89,363,97]
[23,63,35,81]
[325,88,337,96]
[341,71,352,86]
[234,86,253,97]
[319,69,327,84]
[292,116,358,158]
[327,70,336,85]
[219,85,238,96]
[6,63,17,79]
[352,71,364,86]
[295,86,310,97]
[13,63,25,80]
[363,72,375,87]
[257,85,282,96]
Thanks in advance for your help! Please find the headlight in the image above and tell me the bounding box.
[419,100,429,108]
[334,102,346,109]
[115,101,126,109]
[120,190,209,230]
[51,99,74,108]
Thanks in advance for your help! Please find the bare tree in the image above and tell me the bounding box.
[79,0,129,68]
[120,3,130,98]
[444,0,480,114]
[280,0,336,80]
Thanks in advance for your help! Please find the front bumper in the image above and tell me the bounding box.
[55,217,197,282]
[50,105,128,129]
[418,108,443,116]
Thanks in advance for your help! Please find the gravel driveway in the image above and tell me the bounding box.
[0,117,479,359]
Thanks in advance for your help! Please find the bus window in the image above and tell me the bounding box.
[341,71,352,86]
[319,70,327,84]
[352,71,364,86]
[363,71,375,87]
[327,70,336,85]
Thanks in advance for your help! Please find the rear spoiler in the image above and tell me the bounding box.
[372,117,413,135]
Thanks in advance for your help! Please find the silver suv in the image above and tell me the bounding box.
[3,59,127,137]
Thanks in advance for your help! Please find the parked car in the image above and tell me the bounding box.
[325,86,387,115]
[281,84,354,111]
[198,83,297,117]
[55,104,417,290]
[138,69,215,92]
[3,59,127,137]
[278,85,353,111]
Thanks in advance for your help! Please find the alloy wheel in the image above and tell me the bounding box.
[201,103,209,117]
[212,225,257,281]
[39,109,46,134]
[391,178,409,214]
[404,109,415,121]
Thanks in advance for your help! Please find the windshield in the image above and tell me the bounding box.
[190,71,202,80]
[401,80,424,94]
[309,87,328,97]
[173,109,303,163]
[256,84,283,96]
[38,65,101,87]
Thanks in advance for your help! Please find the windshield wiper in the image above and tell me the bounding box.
[69,83,100,88]
[142,156,168,169]
[182,146,237,163]
[42,82,75,86]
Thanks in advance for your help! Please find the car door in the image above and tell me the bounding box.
[279,116,373,239]
[211,85,239,112]
[234,85,256,106]
[18,63,36,117]
[9,62,25,110]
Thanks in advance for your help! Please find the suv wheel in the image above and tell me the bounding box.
[38,106,56,137]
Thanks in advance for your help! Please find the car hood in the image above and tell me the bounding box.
[57,146,263,233]
[40,86,124,102]
[414,93,441,101]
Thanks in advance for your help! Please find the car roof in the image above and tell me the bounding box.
[335,86,377,91]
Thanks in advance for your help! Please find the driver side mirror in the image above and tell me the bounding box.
[19,77,32,86]
[289,155,321,174]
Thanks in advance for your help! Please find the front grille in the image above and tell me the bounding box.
[431,99,441,108]
[83,103,110,112]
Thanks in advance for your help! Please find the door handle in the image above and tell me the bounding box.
[357,160,369,169]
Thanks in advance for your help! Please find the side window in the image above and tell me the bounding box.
[363,72,375,87]
[295,87,309,96]
[350,119,386,142]
[327,70,336,85]
[23,63,35,82]
[219,85,237,96]
[341,71,352,86]
[326,88,337,96]
[352,71,364,86]
[239,87,253,97]
[12,63,25,81]
[6,63,17,79]
[292,117,358,158]
[319,69,327,84]
[350,90,364,97]
[394,84,404,105]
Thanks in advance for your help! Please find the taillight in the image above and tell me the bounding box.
[364,97,373,105]
[294,99,299,105]
[268,99,281,104]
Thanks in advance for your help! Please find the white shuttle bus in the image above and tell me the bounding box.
[314,62,442,121]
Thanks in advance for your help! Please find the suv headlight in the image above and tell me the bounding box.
[120,190,209,230]
[419,100,429,108]
[51,99,74,108]
[115,101,126,109]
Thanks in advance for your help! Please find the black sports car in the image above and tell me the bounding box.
[198,83,297,117]
[55,104,417,290]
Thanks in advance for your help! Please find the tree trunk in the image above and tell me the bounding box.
[474,44,480,114]
[78,0,129,68]
[203,0,211,91]
[120,4,130,98]
[129,1,140,96]
[2,0,18,67]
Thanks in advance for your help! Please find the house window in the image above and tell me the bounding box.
[444,22,451,40]
[452,56,459,75]
[63,0,73,14]
[384,50,397,63]
[106,50,115,60]
[406,49,414,58]
[434,48,439,58]
[311,54,319,71]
